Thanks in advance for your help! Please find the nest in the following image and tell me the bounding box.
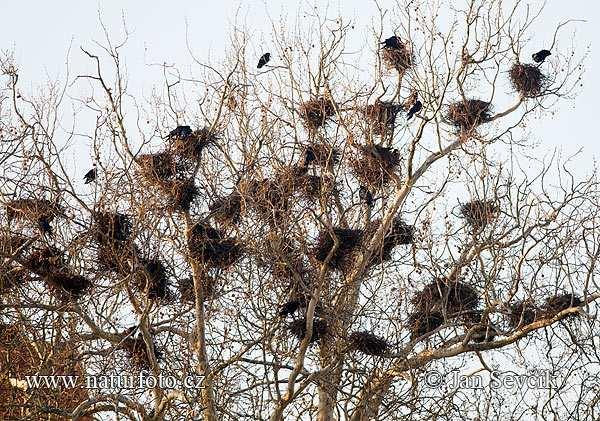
[5,199,61,235]
[349,145,400,189]
[177,276,216,303]
[510,63,547,98]
[302,142,339,168]
[366,218,415,265]
[299,97,335,130]
[135,152,182,182]
[22,246,66,277]
[363,101,402,136]
[348,331,388,356]
[97,243,135,274]
[411,278,480,316]
[507,301,539,328]
[44,273,91,301]
[133,258,171,300]
[279,165,335,201]
[170,127,217,161]
[408,311,444,339]
[313,227,363,271]
[121,329,162,369]
[288,317,328,343]
[447,99,492,132]
[381,38,412,72]
[0,234,29,257]
[461,200,500,228]
[248,178,291,221]
[542,293,582,317]
[162,179,199,212]
[187,222,244,268]
[209,192,242,227]
[93,212,132,245]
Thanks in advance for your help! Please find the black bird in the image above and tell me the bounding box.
[257,53,271,69]
[279,300,302,317]
[38,218,52,236]
[303,146,316,166]
[83,167,96,184]
[381,36,402,49]
[532,49,551,63]
[406,100,422,120]
[359,185,374,207]
[168,125,193,139]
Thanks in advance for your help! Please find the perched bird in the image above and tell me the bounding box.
[381,36,402,49]
[257,53,271,69]
[83,166,96,184]
[403,90,418,111]
[168,125,193,139]
[303,146,316,166]
[279,300,302,317]
[359,185,374,207]
[406,100,423,120]
[37,218,52,236]
[532,49,551,63]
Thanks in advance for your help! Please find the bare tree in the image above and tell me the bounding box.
[1,1,598,420]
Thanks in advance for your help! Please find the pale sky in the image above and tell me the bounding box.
[1,0,598,174]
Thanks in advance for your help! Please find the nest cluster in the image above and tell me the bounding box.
[510,63,547,98]
[447,99,492,133]
[349,145,401,189]
[312,227,363,271]
[298,97,335,130]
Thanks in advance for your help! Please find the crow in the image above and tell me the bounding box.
[257,53,271,69]
[406,100,422,120]
[303,146,316,166]
[359,185,374,207]
[279,300,302,317]
[83,167,96,184]
[38,218,52,236]
[168,125,192,139]
[381,36,402,49]
[532,49,551,63]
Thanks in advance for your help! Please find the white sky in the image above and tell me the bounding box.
[1,0,598,174]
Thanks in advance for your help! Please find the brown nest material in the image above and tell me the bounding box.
[460,200,500,229]
[44,273,91,301]
[93,212,132,245]
[170,127,217,161]
[177,276,216,303]
[97,243,135,274]
[135,152,182,182]
[349,145,400,189]
[301,142,340,168]
[162,179,199,212]
[279,165,335,201]
[365,218,415,265]
[446,99,492,132]
[187,222,244,268]
[408,311,444,339]
[510,63,547,98]
[5,199,61,235]
[0,234,29,257]
[363,101,402,136]
[120,329,162,369]
[248,178,291,221]
[288,317,328,343]
[209,192,242,227]
[542,293,582,318]
[508,300,539,328]
[298,97,335,130]
[411,278,480,316]
[133,258,171,300]
[0,271,24,295]
[381,38,413,72]
[313,227,363,271]
[348,331,388,356]
[22,246,66,277]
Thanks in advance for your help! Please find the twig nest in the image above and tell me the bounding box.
[177,276,216,303]
[446,99,492,133]
[510,63,547,98]
[411,278,480,315]
[97,242,135,274]
[170,127,217,161]
[288,317,328,343]
[508,300,539,328]
[542,293,582,317]
[312,227,363,271]
[365,218,415,265]
[381,37,413,72]
[209,192,242,227]
[408,311,444,339]
[363,101,402,136]
[460,200,500,229]
[44,273,91,301]
[132,258,171,300]
[5,199,61,234]
[299,97,335,130]
[120,328,162,369]
[348,331,388,356]
[161,179,199,212]
[187,222,244,269]
[93,212,133,245]
[247,178,291,222]
[301,142,340,168]
[22,246,66,277]
[349,144,401,189]
[136,152,184,182]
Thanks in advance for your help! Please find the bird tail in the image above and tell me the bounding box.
[407,112,414,120]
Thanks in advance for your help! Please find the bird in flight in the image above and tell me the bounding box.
[257,53,271,69]
[407,100,423,120]
[168,125,193,139]
[532,49,551,63]
[83,166,96,184]
[381,36,402,49]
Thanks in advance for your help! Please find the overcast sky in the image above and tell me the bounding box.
[1,0,598,175]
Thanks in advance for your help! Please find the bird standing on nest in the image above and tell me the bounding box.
[83,165,96,184]
[167,126,192,139]
[406,100,423,120]
[532,49,551,63]
[257,53,271,69]
[381,36,402,49]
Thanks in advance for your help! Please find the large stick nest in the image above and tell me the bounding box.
[6,199,61,234]
[312,227,364,271]
[44,272,91,301]
[408,311,444,339]
[363,101,402,136]
[542,293,582,318]
[288,317,328,343]
[161,179,199,212]
[507,300,539,328]
[277,165,336,201]
[135,152,184,182]
[93,211,133,245]
[177,276,217,303]
[301,142,340,168]
[365,218,415,265]
[510,63,547,98]
[209,192,243,227]
[411,278,480,316]
[446,99,492,132]
[460,200,500,229]
[348,331,388,356]
[381,38,413,72]
[120,328,162,369]
[170,127,217,161]
[187,222,244,269]
[247,178,291,222]
[132,258,171,300]
[22,246,66,277]
[349,144,401,189]
[299,97,335,130]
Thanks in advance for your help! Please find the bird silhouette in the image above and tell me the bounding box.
[303,147,316,166]
[168,125,192,139]
[83,167,96,184]
[532,49,551,63]
[359,185,374,207]
[381,36,402,49]
[257,53,271,69]
[279,300,302,317]
[406,100,423,120]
